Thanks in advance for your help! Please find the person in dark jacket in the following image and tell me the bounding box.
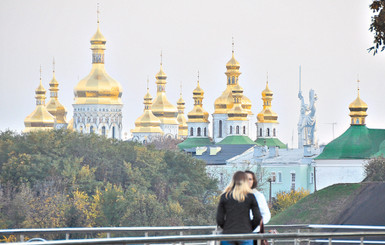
[216,171,262,245]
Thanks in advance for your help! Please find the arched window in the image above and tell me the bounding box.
[243,126,246,134]
[102,126,106,136]
[273,128,276,137]
[236,126,240,134]
[232,77,235,84]
[112,127,115,139]
[197,127,201,136]
[90,126,94,134]
[267,128,270,137]
[356,119,359,124]
[190,127,194,136]
[219,120,223,138]
[228,77,231,84]
[260,128,262,137]
[230,126,233,134]
[204,127,207,136]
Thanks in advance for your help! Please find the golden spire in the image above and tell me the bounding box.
[74,7,122,105]
[24,67,55,132]
[349,79,368,125]
[188,72,209,123]
[177,81,188,138]
[46,58,68,124]
[131,81,163,134]
[257,77,278,123]
[151,53,178,125]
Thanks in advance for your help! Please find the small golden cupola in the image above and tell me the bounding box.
[46,59,68,127]
[176,85,188,138]
[227,83,248,121]
[131,85,163,134]
[24,69,55,132]
[214,46,252,115]
[73,17,122,105]
[349,81,368,125]
[257,81,278,123]
[187,76,209,123]
[151,57,179,125]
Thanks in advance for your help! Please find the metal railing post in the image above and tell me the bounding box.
[65,233,69,240]
[360,237,364,245]
[144,232,149,245]
[107,232,110,238]
[180,231,184,245]
[20,234,24,242]
[328,237,332,245]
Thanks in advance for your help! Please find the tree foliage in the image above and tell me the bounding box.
[271,188,310,216]
[364,157,385,181]
[0,129,218,228]
[369,0,385,55]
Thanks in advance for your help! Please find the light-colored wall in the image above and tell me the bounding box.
[314,159,366,190]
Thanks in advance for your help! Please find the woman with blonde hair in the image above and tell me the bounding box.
[216,171,262,245]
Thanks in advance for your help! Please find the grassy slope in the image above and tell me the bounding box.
[269,183,362,225]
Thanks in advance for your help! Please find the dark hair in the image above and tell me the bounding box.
[245,170,257,189]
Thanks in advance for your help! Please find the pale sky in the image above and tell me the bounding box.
[1,0,384,147]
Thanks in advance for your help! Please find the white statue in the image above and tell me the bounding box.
[298,89,318,148]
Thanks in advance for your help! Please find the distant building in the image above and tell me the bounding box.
[131,86,163,143]
[73,19,123,139]
[314,83,385,190]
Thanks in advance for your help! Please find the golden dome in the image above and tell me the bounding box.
[177,92,188,138]
[132,88,163,134]
[214,50,252,115]
[188,80,209,123]
[91,23,106,44]
[349,86,368,125]
[151,64,179,125]
[46,71,67,124]
[74,22,123,105]
[262,82,273,97]
[24,79,55,132]
[214,86,234,114]
[226,51,240,70]
[257,82,278,123]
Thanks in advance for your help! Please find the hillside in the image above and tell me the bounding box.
[269,182,385,225]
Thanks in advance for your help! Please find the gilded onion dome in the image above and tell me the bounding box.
[228,84,248,121]
[187,79,209,123]
[46,64,67,124]
[131,88,163,133]
[74,21,122,105]
[24,75,55,132]
[349,84,368,125]
[151,63,179,125]
[177,90,188,137]
[257,81,278,123]
[214,50,252,114]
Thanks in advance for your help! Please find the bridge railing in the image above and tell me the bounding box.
[1,225,385,244]
[5,231,385,245]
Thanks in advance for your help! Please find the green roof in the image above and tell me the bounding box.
[217,135,259,145]
[255,137,287,149]
[373,140,385,158]
[316,125,385,160]
[178,137,212,150]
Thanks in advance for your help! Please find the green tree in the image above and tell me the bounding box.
[369,0,385,55]
[364,157,385,181]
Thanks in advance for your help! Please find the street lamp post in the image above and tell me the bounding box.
[267,177,272,205]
